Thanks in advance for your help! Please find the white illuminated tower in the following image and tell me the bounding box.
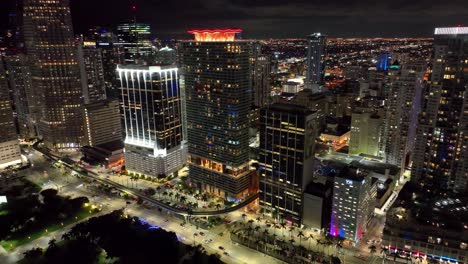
[117,65,187,177]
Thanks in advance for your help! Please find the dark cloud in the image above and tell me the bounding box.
[1,0,467,39]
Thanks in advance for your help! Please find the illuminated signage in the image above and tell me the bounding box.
[187,29,242,42]
[83,41,96,47]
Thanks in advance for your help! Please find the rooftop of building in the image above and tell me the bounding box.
[304,181,333,197]
[316,151,399,177]
[116,65,178,72]
[385,182,468,241]
[265,103,315,116]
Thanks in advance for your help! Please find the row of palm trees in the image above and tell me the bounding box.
[231,226,331,264]
[236,215,346,256]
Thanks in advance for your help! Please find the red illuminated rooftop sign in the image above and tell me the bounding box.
[187,29,242,42]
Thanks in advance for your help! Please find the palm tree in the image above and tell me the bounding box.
[47,239,57,250]
[289,226,295,239]
[297,230,305,246]
[248,219,254,226]
[254,225,261,238]
[155,186,161,198]
[180,196,187,204]
[241,213,247,222]
[308,234,315,250]
[289,238,296,246]
[175,192,180,201]
[256,216,261,223]
[246,226,254,237]
[280,222,287,237]
[262,229,270,243]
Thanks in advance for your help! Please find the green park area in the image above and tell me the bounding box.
[0,180,99,252]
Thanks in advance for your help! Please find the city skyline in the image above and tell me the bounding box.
[0,0,466,263]
[1,0,467,39]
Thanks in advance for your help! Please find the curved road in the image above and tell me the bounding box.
[32,141,258,217]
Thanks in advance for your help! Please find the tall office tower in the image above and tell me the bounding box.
[78,41,107,104]
[252,54,271,108]
[258,103,317,225]
[376,52,391,72]
[116,22,152,64]
[0,62,22,169]
[349,110,385,157]
[95,31,125,92]
[412,27,468,192]
[384,63,425,171]
[4,53,37,138]
[83,100,122,147]
[117,65,186,178]
[22,0,84,149]
[180,29,252,198]
[330,166,374,241]
[306,33,326,85]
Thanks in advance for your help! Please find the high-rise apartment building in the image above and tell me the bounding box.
[384,63,426,170]
[252,55,270,108]
[4,53,37,138]
[258,103,317,225]
[180,29,252,198]
[78,41,107,104]
[0,62,21,169]
[412,27,468,192]
[117,65,186,178]
[23,0,84,149]
[306,33,327,85]
[330,166,374,241]
[116,22,152,64]
[349,110,385,157]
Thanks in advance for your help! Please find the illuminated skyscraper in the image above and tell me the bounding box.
[0,62,21,169]
[349,110,385,157]
[252,54,271,108]
[23,0,84,149]
[412,27,468,192]
[4,53,37,138]
[117,65,186,177]
[306,33,326,85]
[78,41,107,104]
[330,166,374,241]
[180,29,252,198]
[116,22,152,64]
[384,62,426,171]
[258,103,317,225]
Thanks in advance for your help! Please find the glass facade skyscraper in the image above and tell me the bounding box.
[412,27,468,192]
[180,29,252,198]
[258,103,316,225]
[306,33,327,84]
[117,65,186,177]
[116,22,152,64]
[0,62,22,168]
[23,0,84,149]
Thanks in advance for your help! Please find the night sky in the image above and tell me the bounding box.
[1,0,467,39]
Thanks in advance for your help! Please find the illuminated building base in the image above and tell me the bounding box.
[0,140,22,169]
[124,143,187,178]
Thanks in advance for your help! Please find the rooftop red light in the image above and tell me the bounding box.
[187,28,242,42]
